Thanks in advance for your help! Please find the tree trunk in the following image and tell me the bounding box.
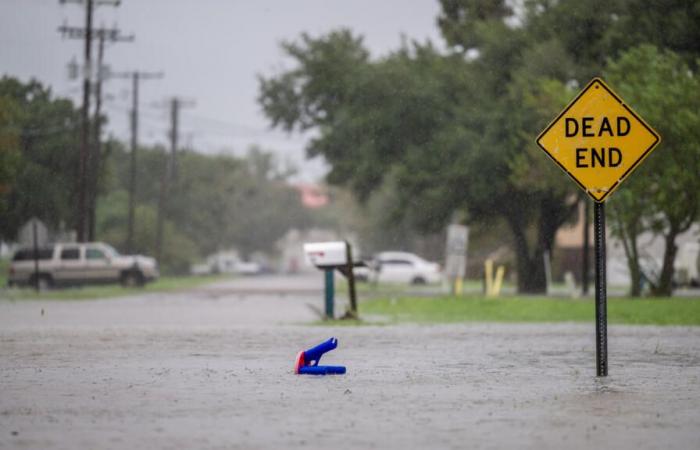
[508,218,547,294]
[615,213,642,297]
[505,194,575,295]
[522,247,547,294]
[627,252,642,297]
[651,223,680,297]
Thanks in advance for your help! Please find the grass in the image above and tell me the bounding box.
[0,259,8,287]
[0,274,227,301]
[339,279,486,295]
[361,295,700,326]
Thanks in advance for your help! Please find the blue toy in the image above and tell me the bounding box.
[294,337,346,375]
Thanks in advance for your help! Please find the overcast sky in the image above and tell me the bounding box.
[1,0,443,181]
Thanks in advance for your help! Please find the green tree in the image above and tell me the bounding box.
[0,94,22,223]
[98,142,312,272]
[258,24,581,292]
[96,189,199,273]
[522,0,700,76]
[0,77,81,240]
[259,29,370,133]
[605,45,700,296]
[167,147,311,258]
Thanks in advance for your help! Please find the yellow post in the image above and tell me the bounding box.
[455,277,463,296]
[492,266,505,297]
[485,259,493,297]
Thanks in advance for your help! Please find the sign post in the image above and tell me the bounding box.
[537,78,660,376]
[324,269,335,319]
[303,241,359,320]
[594,202,607,376]
[19,218,49,293]
[445,224,469,295]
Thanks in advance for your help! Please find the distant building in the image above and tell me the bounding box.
[276,228,337,274]
[555,202,700,288]
[554,201,592,284]
[293,184,329,209]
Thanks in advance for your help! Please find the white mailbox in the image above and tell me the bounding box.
[303,241,348,268]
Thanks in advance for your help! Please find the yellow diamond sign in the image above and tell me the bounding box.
[537,77,660,202]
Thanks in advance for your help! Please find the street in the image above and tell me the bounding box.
[1,275,699,449]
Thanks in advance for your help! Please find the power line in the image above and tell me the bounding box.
[108,101,310,142]
[182,112,309,141]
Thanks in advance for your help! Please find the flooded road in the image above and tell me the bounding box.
[1,275,699,449]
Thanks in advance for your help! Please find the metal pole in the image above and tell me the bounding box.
[325,269,334,319]
[594,201,608,377]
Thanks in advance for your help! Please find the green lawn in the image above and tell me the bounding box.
[0,274,227,301]
[0,259,8,287]
[341,279,486,295]
[361,295,700,326]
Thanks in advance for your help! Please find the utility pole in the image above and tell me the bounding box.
[90,31,105,242]
[155,97,194,263]
[77,0,92,242]
[58,0,120,242]
[90,27,134,240]
[60,24,133,241]
[110,71,164,253]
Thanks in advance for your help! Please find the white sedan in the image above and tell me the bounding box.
[360,251,442,285]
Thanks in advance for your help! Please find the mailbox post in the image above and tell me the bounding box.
[324,268,334,318]
[303,241,359,320]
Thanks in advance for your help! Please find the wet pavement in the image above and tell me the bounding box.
[1,275,699,449]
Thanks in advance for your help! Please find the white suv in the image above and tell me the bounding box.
[7,242,158,289]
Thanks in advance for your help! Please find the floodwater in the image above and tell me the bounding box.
[1,275,698,449]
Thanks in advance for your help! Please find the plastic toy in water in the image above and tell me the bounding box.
[294,337,346,375]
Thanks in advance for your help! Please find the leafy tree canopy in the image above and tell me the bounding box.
[0,76,81,240]
[605,45,700,296]
[258,0,700,293]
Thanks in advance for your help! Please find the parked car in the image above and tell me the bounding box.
[353,264,373,282]
[7,242,158,289]
[355,251,442,285]
[189,251,262,276]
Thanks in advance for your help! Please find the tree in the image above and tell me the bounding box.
[167,147,311,258]
[605,45,700,296]
[0,77,81,241]
[611,0,700,68]
[259,29,369,133]
[96,189,199,274]
[258,1,700,293]
[98,142,312,272]
[0,94,22,224]
[437,0,513,51]
[258,24,581,293]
